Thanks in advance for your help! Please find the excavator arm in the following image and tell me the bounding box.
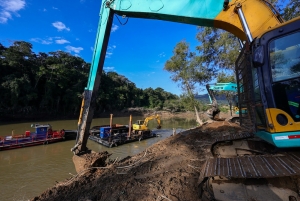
[144,114,161,129]
[206,83,237,120]
[72,0,284,155]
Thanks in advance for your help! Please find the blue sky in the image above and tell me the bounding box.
[0,0,201,95]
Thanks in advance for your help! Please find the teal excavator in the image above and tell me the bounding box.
[206,82,247,122]
[71,0,300,200]
[206,82,238,121]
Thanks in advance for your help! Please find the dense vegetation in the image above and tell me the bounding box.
[0,41,188,121]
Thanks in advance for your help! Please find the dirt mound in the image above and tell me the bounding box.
[31,121,243,201]
[73,151,112,174]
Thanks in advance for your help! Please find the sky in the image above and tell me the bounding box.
[0,0,202,96]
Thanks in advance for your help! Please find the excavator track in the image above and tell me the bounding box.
[200,152,300,180]
[198,133,300,201]
[198,132,300,201]
[210,132,254,155]
[213,132,254,144]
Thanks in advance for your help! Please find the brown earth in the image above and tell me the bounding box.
[31,120,246,201]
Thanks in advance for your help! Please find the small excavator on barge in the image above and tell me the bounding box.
[71,0,300,200]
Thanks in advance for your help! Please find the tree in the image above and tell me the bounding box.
[196,27,240,73]
[164,41,212,123]
[0,41,38,114]
[164,41,216,94]
[281,0,300,20]
[217,72,236,83]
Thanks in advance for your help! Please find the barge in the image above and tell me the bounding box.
[89,124,158,147]
[0,124,77,151]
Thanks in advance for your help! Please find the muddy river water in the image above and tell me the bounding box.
[0,116,197,201]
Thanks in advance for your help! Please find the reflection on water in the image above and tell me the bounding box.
[0,116,197,200]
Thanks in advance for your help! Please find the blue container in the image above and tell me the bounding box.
[36,127,48,135]
[100,127,111,138]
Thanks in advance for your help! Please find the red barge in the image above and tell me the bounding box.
[0,124,77,151]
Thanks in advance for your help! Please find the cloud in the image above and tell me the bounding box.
[55,39,70,44]
[31,37,70,45]
[52,7,58,10]
[106,45,116,58]
[104,66,115,71]
[0,0,26,23]
[80,0,86,3]
[43,8,47,12]
[65,45,83,53]
[158,52,166,57]
[108,45,116,50]
[111,24,119,32]
[52,21,70,31]
[147,72,155,76]
[90,47,94,51]
[30,37,53,45]
[106,52,112,58]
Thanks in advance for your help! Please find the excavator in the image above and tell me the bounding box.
[206,82,239,121]
[71,0,300,200]
[206,82,247,122]
[132,114,162,136]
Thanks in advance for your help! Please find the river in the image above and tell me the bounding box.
[0,116,197,201]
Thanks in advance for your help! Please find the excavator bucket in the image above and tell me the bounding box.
[212,111,226,121]
[157,125,162,129]
[72,151,111,174]
[207,108,225,121]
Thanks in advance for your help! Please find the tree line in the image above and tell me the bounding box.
[0,41,192,121]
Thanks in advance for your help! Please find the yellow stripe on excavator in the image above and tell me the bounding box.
[265,108,300,133]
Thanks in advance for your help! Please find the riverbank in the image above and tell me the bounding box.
[0,108,198,125]
[31,120,243,201]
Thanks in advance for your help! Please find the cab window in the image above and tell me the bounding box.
[270,31,300,82]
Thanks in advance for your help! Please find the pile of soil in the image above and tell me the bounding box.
[31,120,244,201]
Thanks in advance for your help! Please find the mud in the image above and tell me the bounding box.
[31,120,247,201]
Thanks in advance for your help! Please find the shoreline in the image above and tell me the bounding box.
[0,109,199,125]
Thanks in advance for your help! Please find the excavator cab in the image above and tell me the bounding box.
[237,18,300,148]
[135,120,145,125]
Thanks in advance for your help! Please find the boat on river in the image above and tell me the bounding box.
[0,124,77,151]
[89,124,157,147]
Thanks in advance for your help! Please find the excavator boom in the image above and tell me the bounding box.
[144,115,161,127]
[111,0,282,40]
